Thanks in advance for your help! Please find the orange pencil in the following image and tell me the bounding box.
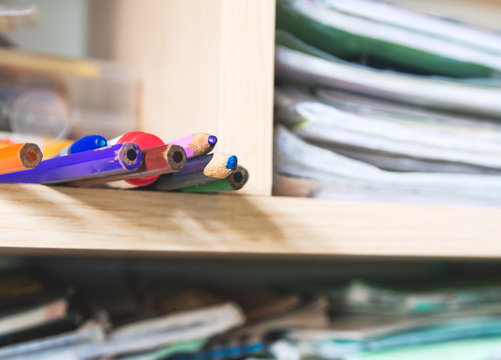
[0,143,43,174]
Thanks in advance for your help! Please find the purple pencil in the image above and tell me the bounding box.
[166,133,217,158]
[0,143,142,184]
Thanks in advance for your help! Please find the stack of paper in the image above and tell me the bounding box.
[274,0,501,206]
[3,301,245,360]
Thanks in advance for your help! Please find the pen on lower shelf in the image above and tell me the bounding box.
[56,135,108,156]
[0,143,42,174]
[147,153,238,191]
[66,144,187,188]
[166,133,218,158]
[178,165,249,193]
[108,131,165,186]
[0,143,142,184]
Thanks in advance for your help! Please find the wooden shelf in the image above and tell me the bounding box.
[1,184,500,258]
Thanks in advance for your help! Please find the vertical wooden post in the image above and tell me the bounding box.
[88,0,275,195]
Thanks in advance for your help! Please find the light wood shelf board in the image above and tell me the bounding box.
[0,184,500,258]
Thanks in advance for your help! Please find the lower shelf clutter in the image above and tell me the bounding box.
[1,256,501,360]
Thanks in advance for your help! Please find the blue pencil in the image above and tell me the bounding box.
[0,143,142,184]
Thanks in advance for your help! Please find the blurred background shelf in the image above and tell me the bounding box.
[1,183,500,259]
[2,0,501,259]
[3,2,501,357]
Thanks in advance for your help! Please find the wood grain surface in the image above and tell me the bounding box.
[0,184,500,258]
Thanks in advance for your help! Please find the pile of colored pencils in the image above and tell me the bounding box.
[0,131,249,193]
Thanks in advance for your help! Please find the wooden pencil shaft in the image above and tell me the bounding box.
[66,144,187,187]
[189,133,217,157]
[227,166,249,190]
[0,143,142,184]
[142,144,186,174]
[150,153,237,191]
[0,143,42,174]
[167,133,217,158]
[178,166,249,193]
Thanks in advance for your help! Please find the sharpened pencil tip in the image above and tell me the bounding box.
[208,135,218,147]
[226,155,238,170]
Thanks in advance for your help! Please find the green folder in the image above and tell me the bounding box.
[276,0,499,78]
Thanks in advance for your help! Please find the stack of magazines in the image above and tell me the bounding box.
[273,0,501,206]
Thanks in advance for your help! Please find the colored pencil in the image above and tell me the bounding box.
[178,165,249,193]
[0,143,142,184]
[67,144,187,188]
[0,131,73,158]
[56,135,107,156]
[108,131,165,186]
[166,133,217,158]
[0,143,42,174]
[147,153,238,191]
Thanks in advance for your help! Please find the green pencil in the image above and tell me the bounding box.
[147,153,237,191]
[178,166,249,193]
